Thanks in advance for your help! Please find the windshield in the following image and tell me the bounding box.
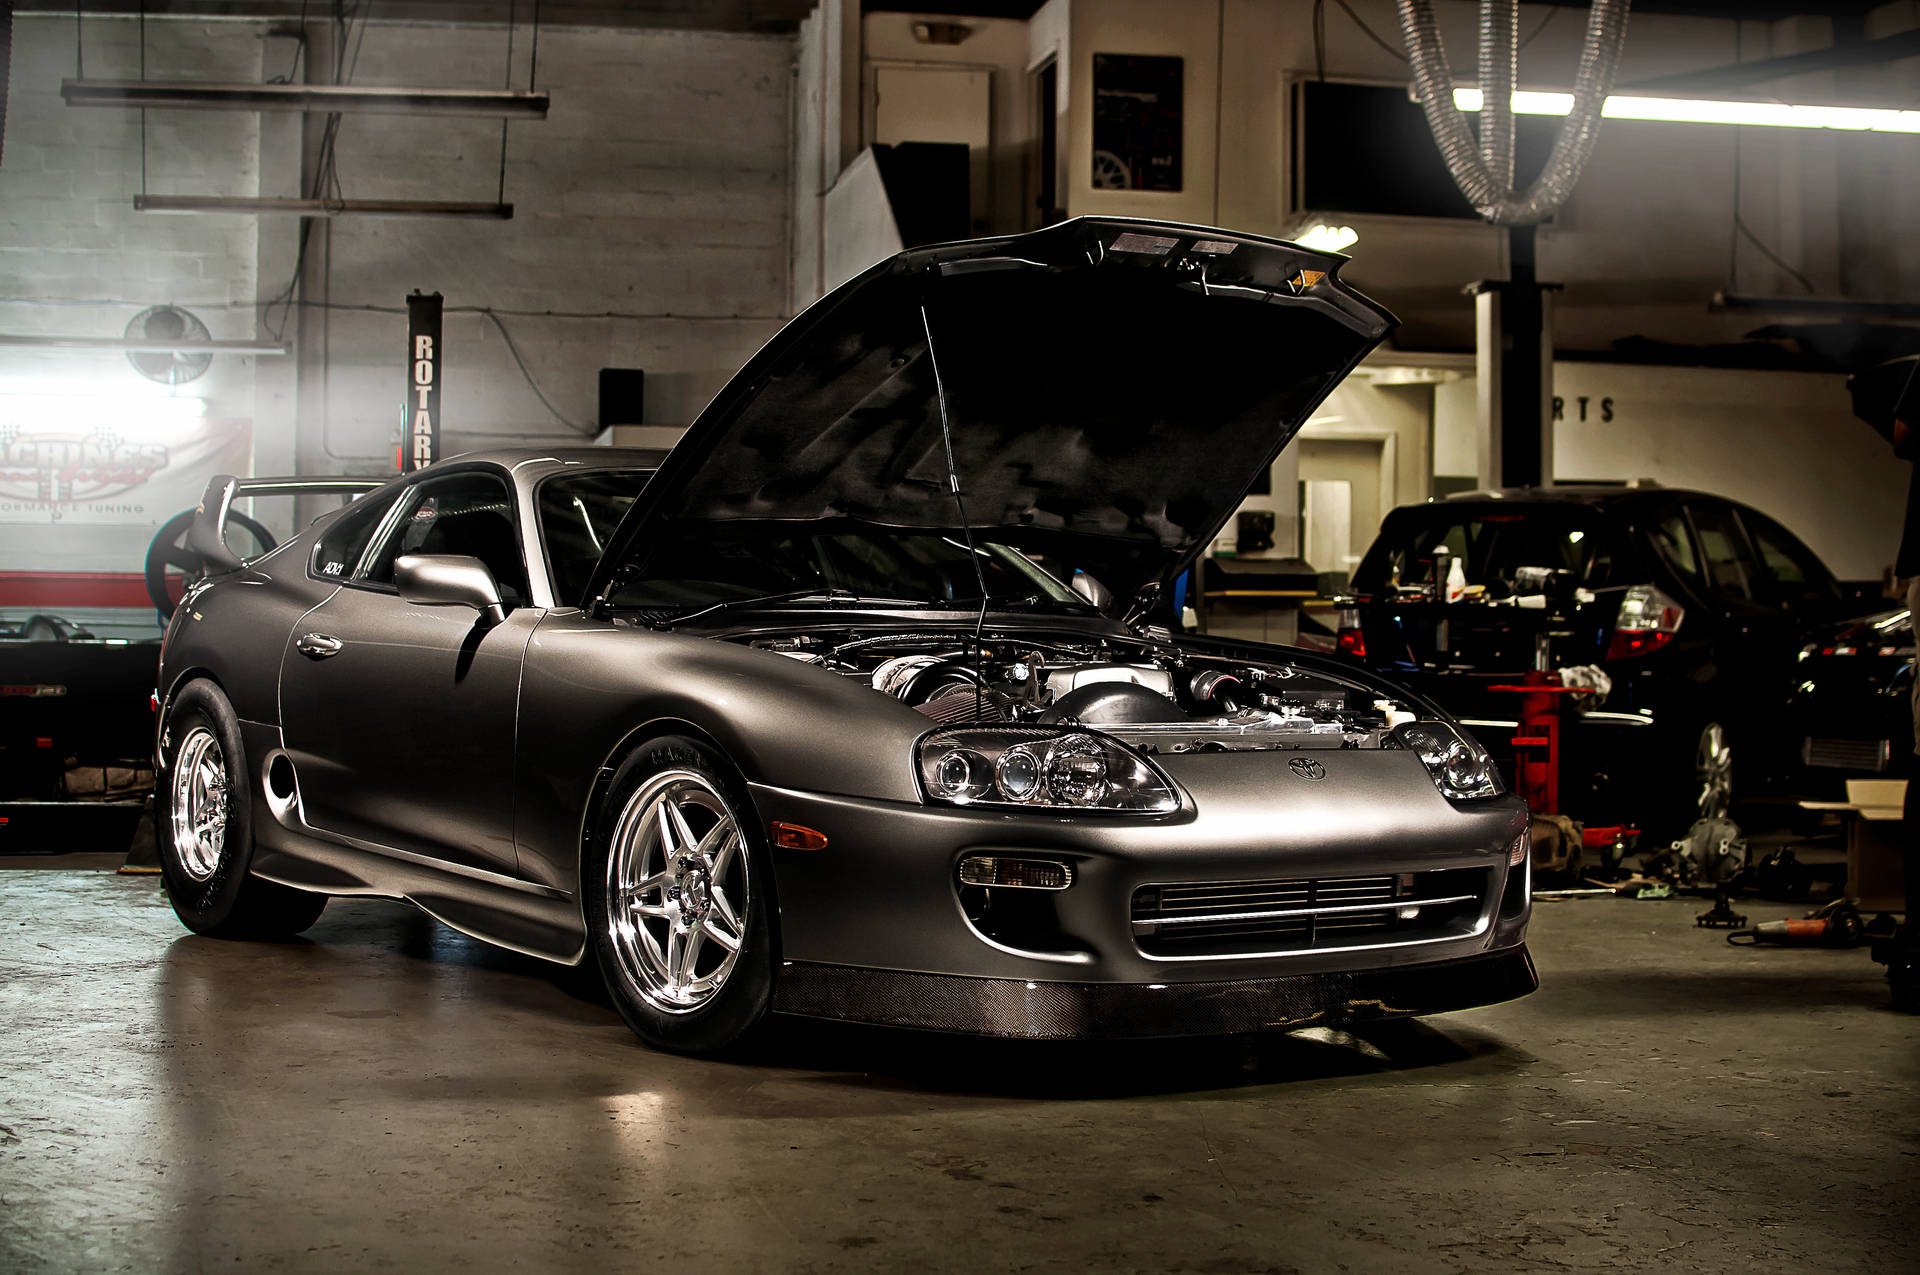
[605,523,1088,615]
[1355,505,1618,596]
[538,469,653,605]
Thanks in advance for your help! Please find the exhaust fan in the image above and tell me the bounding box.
[125,304,213,385]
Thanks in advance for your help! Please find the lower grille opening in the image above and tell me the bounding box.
[1131,867,1490,958]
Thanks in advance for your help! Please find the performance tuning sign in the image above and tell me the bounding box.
[405,292,443,472]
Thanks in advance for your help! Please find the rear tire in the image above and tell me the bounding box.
[157,679,327,939]
[584,736,776,1055]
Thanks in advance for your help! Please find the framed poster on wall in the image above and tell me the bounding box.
[1092,53,1182,192]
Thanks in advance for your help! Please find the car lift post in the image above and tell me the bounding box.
[1468,225,1560,491]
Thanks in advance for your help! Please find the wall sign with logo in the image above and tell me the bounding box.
[1091,54,1182,192]
[404,291,443,473]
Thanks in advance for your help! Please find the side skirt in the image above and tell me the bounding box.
[239,721,587,965]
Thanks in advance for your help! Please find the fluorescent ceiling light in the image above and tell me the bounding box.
[62,79,549,119]
[1295,223,1359,252]
[1453,87,1920,133]
[0,392,207,429]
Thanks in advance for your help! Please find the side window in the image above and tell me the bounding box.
[310,490,400,581]
[360,471,529,605]
[1740,509,1836,610]
[1649,512,1701,583]
[1685,502,1754,602]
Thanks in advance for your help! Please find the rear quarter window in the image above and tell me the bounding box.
[310,492,399,581]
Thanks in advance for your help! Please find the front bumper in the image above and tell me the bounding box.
[748,748,1532,996]
[772,945,1537,1039]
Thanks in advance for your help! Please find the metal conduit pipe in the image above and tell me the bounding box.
[1477,0,1517,192]
[1396,0,1631,226]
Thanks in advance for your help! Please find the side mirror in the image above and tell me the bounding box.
[394,554,506,626]
[1070,570,1115,614]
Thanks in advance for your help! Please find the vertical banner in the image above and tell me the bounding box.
[404,291,443,473]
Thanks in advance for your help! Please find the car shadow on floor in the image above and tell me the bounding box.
[191,898,1537,1098]
[741,1014,1532,1100]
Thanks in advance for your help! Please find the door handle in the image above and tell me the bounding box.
[296,632,344,659]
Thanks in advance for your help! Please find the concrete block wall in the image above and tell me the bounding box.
[1,12,797,588]
[302,22,793,461]
[0,15,265,586]
[0,17,262,405]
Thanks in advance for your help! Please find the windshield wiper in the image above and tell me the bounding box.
[948,593,1091,612]
[648,589,940,629]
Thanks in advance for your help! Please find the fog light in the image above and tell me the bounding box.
[957,855,1072,890]
[1396,906,1422,921]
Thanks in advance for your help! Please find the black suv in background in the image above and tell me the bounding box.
[1338,485,1861,838]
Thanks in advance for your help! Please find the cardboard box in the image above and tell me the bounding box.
[1799,780,1908,914]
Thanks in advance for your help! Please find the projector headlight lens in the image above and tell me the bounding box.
[1392,720,1503,801]
[919,727,1177,813]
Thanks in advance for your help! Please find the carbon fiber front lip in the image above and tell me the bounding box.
[771,945,1537,1040]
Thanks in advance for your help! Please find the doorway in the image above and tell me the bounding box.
[1296,436,1389,585]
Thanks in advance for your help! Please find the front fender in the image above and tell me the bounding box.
[513,613,933,893]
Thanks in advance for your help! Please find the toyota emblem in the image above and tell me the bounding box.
[1288,756,1326,780]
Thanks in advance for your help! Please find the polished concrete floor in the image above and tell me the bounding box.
[1,867,1914,1274]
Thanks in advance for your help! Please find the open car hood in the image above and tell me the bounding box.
[585,217,1395,612]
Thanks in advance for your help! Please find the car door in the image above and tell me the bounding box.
[278,467,537,878]
[1737,507,1842,627]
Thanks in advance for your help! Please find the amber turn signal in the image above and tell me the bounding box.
[770,821,829,851]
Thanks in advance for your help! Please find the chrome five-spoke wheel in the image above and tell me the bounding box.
[604,769,751,1014]
[169,724,230,881]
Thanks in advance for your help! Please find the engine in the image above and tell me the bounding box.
[745,629,1416,754]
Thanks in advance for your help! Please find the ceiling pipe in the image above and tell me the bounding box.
[1395,0,1631,226]
[134,195,514,219]
[0,335,290,355]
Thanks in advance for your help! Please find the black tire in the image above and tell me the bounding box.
[583,736,776,1055]
[157,679,327,939]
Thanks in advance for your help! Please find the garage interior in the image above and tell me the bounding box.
[2,1,1916,1271]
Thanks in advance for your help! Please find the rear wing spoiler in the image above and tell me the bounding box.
[189,474,388,575]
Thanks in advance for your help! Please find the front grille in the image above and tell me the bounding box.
[1131,868,1490,959]
[1803,737,1890,772]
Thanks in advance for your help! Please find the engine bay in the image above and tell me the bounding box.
[743,628,1418,753]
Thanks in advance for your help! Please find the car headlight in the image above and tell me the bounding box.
[1391,720,1502,801]
[918,726,1180,813]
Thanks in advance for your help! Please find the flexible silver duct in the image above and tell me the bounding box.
[1396,0,1631,226]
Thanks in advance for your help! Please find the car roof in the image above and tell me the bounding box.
[428,446,671,489]
[1435,483,1688,506]
[1428,483,1728,514]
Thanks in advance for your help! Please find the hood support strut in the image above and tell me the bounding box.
[921,298,990,711]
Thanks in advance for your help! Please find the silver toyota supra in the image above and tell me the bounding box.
[154,217,1535,1054]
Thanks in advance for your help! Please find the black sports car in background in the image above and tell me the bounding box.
[1337,485,1864,837]
[152,217,1535,1055]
